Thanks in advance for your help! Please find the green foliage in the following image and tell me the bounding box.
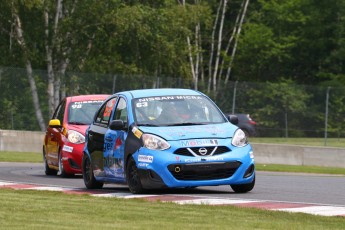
[2,1,345,135]
[235,0,345,85]
[248,80,309,117]
[0,67,48,130]
[79,2,211,78]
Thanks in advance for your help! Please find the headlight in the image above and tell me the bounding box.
[231,129,248,147]
[142,134,170,150]
[67,130,85,144]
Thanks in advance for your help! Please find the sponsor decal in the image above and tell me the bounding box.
[184,156,224,163]
[62,145,73,153]
[138,154,154,163]
[136,102,148,108]
[132,127,143,139]
[137,95,203,103]
[47,153,58,159]
[180,139,218,147]
[249,151,254,159]
[71,100,104,109]
[138,163,149,168]
[114,172,124,178]
[114,138,122,150]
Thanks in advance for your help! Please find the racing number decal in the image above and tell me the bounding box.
[136,102,148,108]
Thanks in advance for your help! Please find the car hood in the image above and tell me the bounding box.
[138,123,237,141]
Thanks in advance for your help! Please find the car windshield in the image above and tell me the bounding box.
[133,95,227,126]
[68,100,104,125]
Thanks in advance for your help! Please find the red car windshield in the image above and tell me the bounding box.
[68,100,104,125]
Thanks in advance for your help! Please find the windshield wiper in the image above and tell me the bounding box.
[166,122,206,126]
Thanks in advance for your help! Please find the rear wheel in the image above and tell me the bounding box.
[126,156,145,194]
[43,148,57,176]
[82,154,103,189]
[231,176,255,193]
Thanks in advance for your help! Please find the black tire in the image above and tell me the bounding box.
[82,154,103,189]
[126,156,145,194]
[231,176,255,193]
[43,147,58,176]
[58,152,73,178]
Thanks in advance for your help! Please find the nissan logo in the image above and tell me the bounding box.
[198,147,208,155]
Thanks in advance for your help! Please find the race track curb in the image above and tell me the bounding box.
[1,180,344,217]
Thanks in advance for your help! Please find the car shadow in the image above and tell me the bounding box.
[100,186,233,195]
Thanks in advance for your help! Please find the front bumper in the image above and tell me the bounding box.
[134,141,255,189]
[61,143,84,174]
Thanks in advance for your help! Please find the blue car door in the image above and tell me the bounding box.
[88,97,117,178]
[103,97,128,182]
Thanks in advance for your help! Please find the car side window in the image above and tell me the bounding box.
[114,98,127,124]
[54,100,66,122]
[95,97,117,125]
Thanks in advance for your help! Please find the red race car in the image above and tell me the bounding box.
[43,94,110,177]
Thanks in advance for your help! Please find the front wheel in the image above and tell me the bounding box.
[82,154,103,189]
[126,156,145,194]
[58,152,73,178]
[230,176,255,193]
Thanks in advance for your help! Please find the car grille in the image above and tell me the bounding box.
[174,146,230,157]
[167,161,241,181]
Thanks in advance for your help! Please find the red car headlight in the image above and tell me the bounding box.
[67,130,85,144]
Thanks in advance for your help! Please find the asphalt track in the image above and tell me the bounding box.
[0,162,344,217]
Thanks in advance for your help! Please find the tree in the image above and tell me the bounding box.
[0,0,113,130]
[234,0,345,87]
[10,1,46,131]
[180,0,251,92]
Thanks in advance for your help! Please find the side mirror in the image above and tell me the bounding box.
[227,114,238,125]
[109,120,127,130]
[48,119,61,127]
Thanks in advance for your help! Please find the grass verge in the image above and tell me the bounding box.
[0,188,343,230]
[256,164,345,175]
[251,137,345,148]
[0,151,42,162]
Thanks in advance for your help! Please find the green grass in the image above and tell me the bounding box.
[251,137,345,148]
[0,151,42,163]
[0,189,343,230]
[256,164,345,175]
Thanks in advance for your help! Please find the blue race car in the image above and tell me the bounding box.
[82,88,255,194]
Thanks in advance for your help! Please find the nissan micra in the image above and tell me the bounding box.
[43,94,110,177]
[82,89,255,194]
